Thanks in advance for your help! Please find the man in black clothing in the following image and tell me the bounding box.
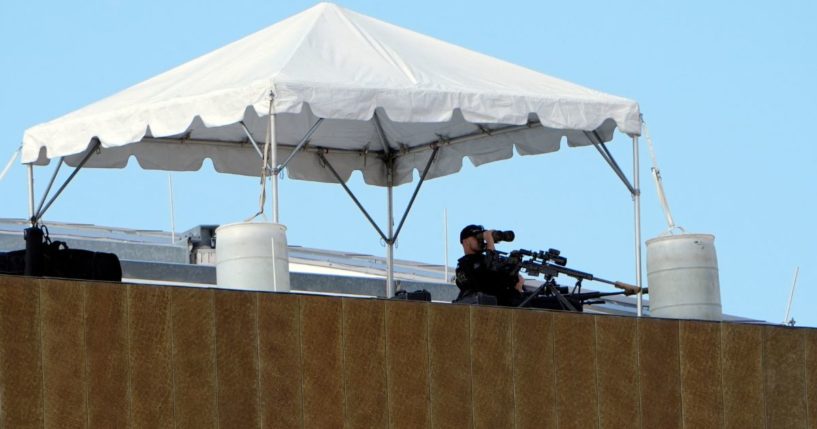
[454,224,524,306]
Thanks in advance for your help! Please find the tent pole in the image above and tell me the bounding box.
[375,111,396,297]
[588,130,643,315]
[384,148,438,295]
[27,164,35,225]
[633,135,643,317]
[270,109,279,223]
[386,165,395,298]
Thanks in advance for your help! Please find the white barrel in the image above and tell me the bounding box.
[646,234,721,321]
[215,222,290,292]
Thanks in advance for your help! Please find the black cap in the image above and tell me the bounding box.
[460,224,484,242]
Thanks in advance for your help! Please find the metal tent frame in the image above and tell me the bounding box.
[25,114,644,315]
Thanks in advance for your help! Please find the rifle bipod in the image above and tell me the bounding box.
[517,277,578,311]
[516,278,644,312]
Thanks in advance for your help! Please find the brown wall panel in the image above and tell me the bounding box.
[554,312,598,429]
[596,315,640,429]
[129,285,174,428]
[214,290,260,428]
[170,287,218,429]
[471,306,514,429]
[806,329,817,429]
[0,277,43,428]
[40,279,86,428]
[513,309,556,429]
[429,303,473,428]
[301,296,344,428]
[10,276,817,429]
[764,326,807,428]
[85,282,129,428]
[721,323,765,429]
[342,298,388,429]
[679,321,723,429]
[385,300,431,429]
[638,318,681,429]
[258,293,303,429]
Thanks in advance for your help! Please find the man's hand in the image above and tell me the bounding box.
[515,275,525,292]
[483,229,496,251]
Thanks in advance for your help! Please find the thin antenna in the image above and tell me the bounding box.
[783,266,799,326]
[444,208,449,282]
[168,173,176,243]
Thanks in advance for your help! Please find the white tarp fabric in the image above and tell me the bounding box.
[22,2,641,187]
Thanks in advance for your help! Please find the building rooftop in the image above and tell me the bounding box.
[0,218,761,322]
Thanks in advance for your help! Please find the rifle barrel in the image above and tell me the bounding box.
[512,249,641,295]
[546,262,594,281]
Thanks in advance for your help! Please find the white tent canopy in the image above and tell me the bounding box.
[23,2,640,186]
[21,2,644,304]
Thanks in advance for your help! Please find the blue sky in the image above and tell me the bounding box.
[1,1,815,326]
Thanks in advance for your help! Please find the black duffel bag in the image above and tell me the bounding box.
[41,241,122,282]
[0,242,122,282]
[393,289,432,302]
[0,250,26,275]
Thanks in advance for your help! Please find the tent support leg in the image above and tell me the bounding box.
[385,148,438,296]
[588,131,643,316]
[385,148,438,297]
[387,174,394,297]
[241,116,323,223]
[27,164,35,225]
[34,140,101,223]
[375,112,400,297]
[632,135,643,317]
[270,110,279,223]
[319,147,438,298]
